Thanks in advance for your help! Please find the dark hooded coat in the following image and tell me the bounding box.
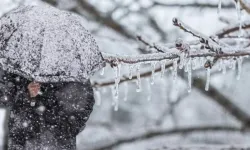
[0,71,95,150]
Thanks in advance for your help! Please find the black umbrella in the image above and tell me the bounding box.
[0,4,105,83]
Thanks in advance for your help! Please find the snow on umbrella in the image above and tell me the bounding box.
[0,4,105,83]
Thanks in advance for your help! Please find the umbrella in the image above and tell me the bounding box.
[0,4,105,83]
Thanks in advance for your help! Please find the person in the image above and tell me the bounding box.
[0,71,95,150]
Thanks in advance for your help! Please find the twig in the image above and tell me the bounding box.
[137,36,165,53]
[239,0,250,14]
[216,21,250,38]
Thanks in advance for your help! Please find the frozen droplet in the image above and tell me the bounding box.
[22,122,28,128]
[151,62,157,85]
[123,82,128,101]
[237,57,243,80]
[94,89,102,105]
[38,91,43,95]
[205,68,211,91]
[160,60,166,77]
[173,59,178,82]
[10,111,15,118]
[15,76,20,82]
[136,64,141,92]
[100,67,105,76]
[30,101,36,107]
[187,58,192,93]
[3,95,8,101]
[37,105,46,112]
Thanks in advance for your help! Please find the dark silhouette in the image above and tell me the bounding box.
[0,71,95,150]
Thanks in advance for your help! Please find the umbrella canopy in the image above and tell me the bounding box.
[0,4,105,82]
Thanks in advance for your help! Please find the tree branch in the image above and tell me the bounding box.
[152,1,235,9]
[102,51,250,66]
[216,21,250,38]
[91,125,243,150]
[239,0,250,14]
[74,0,135,40]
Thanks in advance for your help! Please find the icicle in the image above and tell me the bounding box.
[94,88,102,106]
[151,62,157,85]
[217,0,222,15]
[192,58,198,70]
[136,64,141,92]
[184,61,188,72]
[222,60,227,74]
[114,64,121,100]
[218,59,222,71]
[160,60,166,78]
[187,58,192,93]
[129,65,133,79]
[179,52,186,69]
[173,59,178,82]
[237,57,243,80]
[205,68,211,91]
[111,86,119,111]
[232,58,236,70]
[146,78,151,101]
[228,58,235,69]
[100,67,105,76]
[235,0,242,37]
[123,82,128,101]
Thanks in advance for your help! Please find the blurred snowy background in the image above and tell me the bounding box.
[1,0,250,150]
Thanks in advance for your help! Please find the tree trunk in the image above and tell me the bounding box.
[1,72,94,150]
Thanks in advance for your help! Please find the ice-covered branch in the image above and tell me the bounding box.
[102,51,250,66]
[91,125,243,150]
[152,1,235,9]
[173,18,223,53]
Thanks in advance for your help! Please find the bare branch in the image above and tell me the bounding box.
[91,125,243,150]
[239,0,250,14]
[216,21,250,38]
[71,0,135,40]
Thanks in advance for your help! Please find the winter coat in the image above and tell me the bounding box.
[0,71,95,150]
